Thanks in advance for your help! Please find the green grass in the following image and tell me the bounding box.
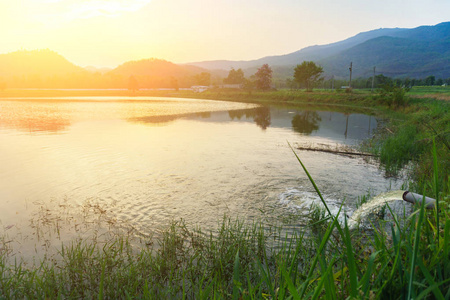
[1,144,449,299]
[1,87,449,298]
[362,96,449,193]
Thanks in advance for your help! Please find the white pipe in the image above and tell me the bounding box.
[402,191,436,209]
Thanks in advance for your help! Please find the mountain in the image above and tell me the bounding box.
[321,36,450,78]
[186,27,408,70]
[110,58,206,77]
[320,22,450,78]
[187,22,450,79]
[0,49,86,77]
[85,66,113,74]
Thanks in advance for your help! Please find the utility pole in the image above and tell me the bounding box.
[349,62,353,89]
[371,66,376,92]
[331,75,334,91]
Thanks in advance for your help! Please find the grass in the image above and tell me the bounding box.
[1,86,449,298]
[0,143,448,299]
[362,96,449,193]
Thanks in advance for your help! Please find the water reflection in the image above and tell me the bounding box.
[0,101,71,133]
[229,107,271,130]
[130,111,212,125]
[253,107,271,130]
[0,98,256,133]
[0,97,396,260]
[0,98,378,143]
[291,111,321,135]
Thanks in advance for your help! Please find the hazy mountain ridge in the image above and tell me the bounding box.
[0,22,449,84]
[321,28,450,78]
[186,27,410,70]
[110,58,207,77]
[187,22,450,79]
[0,49,86,77]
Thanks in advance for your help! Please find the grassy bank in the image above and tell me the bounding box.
[1,87,449,298]
[1,148,448,299]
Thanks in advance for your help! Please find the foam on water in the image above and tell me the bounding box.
[278,188,351,222]
[278,188,407,229]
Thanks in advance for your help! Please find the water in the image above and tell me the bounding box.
[348,190,406,229]
[0,96,403,257]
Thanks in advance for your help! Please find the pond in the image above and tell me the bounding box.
[0,97,401,257]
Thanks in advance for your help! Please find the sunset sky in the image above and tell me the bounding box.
[1,0,449,68]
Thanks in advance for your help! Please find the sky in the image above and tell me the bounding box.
[1,0,449,68]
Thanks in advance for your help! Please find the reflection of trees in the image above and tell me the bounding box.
[228,107,271,130]
[228,109,254,120]
[0,103,71,133]
[291,111,321,135]
[254,106,271,130]
[195,112,211,119]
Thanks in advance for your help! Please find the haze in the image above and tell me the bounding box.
[1,0,449,68]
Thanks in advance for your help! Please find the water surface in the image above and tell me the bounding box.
[0,97,402,253]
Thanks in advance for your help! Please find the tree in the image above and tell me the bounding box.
[170,76,179,91]
[194,72,211,86]
[128,75,138,92]
[293,61,323,92]
[224,68,245,84]
[374,74,392,87]
[425,75,435,86]
[255,64,272,90]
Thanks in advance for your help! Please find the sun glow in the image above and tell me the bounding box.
[1,0,449,68]
[34,0,153,25]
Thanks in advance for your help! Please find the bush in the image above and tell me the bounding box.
[377,83,410,108]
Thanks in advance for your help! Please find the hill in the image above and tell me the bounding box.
[0,52,210,89]
[0,49,86,77]
[110,58,206,77]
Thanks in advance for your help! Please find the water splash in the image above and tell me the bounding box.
[348,190,406,229]
[278,188,347,221]
[279,189,410,230]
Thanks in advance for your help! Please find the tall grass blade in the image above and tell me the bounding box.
[432,138,440,236]
[288,142,338,227]
[343,217,358,297]
[318,253,336,300]
[360,251,378,298]
[415,279,450,300]
[444,219,450,260]
[311,257,336,300]
[232,250,240,300]
[256,260,275,299]
[416,257,445,299]
[281,267,301,300]
[98,260,105,300]
[407,190,427,299]
[299,205,342,298]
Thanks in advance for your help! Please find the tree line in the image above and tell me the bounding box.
[1,62,449,91]
[222,62,450,91]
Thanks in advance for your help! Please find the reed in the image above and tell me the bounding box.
[0,147,448,299]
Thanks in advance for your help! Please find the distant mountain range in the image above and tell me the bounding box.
[0,22,449,85]
[187,22,450,79]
